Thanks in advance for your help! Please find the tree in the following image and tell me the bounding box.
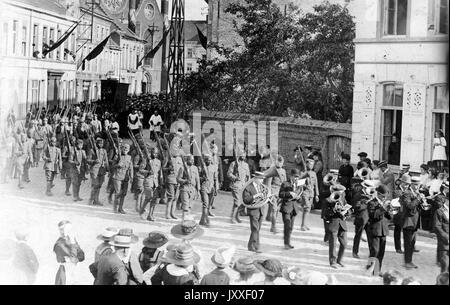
[181,0,355,123]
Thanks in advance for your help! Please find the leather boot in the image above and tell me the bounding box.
[65,179,71,196]
[230,205,236,224]
[118,197,126,214]
[170,200,178,219]
[46,181,53,196]
[147,204,156,221]
[233,205,242,223]
[89,188,96,205]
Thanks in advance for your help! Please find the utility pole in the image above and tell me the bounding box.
[160,0,169,92]
[166,0,185,119]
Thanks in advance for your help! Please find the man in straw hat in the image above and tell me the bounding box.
[170,219,205,241]
[92,230,136,285]
[117,228,143,285]
[93,227,119,262]
[242,171,267,253]
[433,180,449,273]
[227,148,251,224]
[87,137,109,206]
[400,176,422,269]
[151,243,201,285]
[200,245,235,285]
[53,220,85,285]
[199,154,219,227]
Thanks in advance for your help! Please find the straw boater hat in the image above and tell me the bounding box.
[254,259,283,277]
[282,267,334,285]
[397,175,412,185]
[211,245,236,268]
[109,234,133,248]
[163,243,200,266]
[410,176,421,185]
[116,228,139,243]
[143,231,169,249]
[233,256,258,275]
[171,219,204,240]
[97,227,119,241]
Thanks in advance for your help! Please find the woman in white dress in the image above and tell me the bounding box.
[432,130,447,171]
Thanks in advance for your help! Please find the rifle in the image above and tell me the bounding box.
[155,131,168,168]
[128,130,144,160]
[105,128,120,158]
[87,128,98,160]
[190,133,208,181]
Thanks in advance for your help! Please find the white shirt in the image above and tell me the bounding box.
[427,179,443,196]
[111,122,120,134]
[128,113,140,130]
[149,115,163,132]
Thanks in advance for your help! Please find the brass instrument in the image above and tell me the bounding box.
[360,168,370,180]
[239,177,276,210]
[412,187,431,211]
[323,170,339,186]
[329,191,352,219]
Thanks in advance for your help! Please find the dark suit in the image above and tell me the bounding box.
[367,199,392,269]
[243,182,264,251]
[324,198,348,265]
[279,181,301,246]
[352,185,369,255]
[433,206,449,272]
[392,188,404,251]
[92,253,128,285]
[400,190,421,264]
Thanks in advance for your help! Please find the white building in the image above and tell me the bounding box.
[184,20,207,74]
[350,0,449,172]
[0,0,78,119]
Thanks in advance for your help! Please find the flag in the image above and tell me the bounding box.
[136,28,170,69]
[196,25,207,49]
[42,21,80,57]
[79,34,111,70]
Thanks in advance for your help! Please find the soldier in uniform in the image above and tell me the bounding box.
[42,137,62,196]
[31,120,45,167]
[87,138,109,206]
[106,137,122,205]
[165,136,183,219]
[139,147,163,222]
[13,132,32,189]
[22,130,34,183]
[69,139,87,202]
[41,117,53,140]
[227,150,251,224]
[300,157,319,231]
[199,154,219,227]
[400,177,422,269]
[366,184,392,272]
[279,169,302,249]
[208,143,223,213]
[267,155,287,234]
[177,154,200,220]
[110,143,133,214]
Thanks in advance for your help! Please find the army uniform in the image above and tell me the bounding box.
[61,137,76,196]
[177,160,200,220]
[400,189,421,268]
[268,166,287,233]
[32,125,45,166]
[87,139,109,206]
[69,140,87,201]
[199,161,219,226]
[165,157,182,219]
[227,159,250,223]
[139,156,162,221]
[22,134,34,183]
[43,140,62,196]
[110,149,133,214]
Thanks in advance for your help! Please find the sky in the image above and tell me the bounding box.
[165,0,209,21]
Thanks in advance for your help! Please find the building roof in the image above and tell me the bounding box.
[184,20,207,43]
[9,0,68,16]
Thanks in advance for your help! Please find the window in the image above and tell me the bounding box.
[187,63,193,72]
[97,25,100,40]
[42,26,48,50]
[187,48,193,58]
[13,20,18,54]
[31,80,39,106]
[32,24,38,55]
[438,0,449,34]
[70,33,75,60]
[21,26,27,56]
[384,0,408,36]
[49,28,55,59]
[101,27,104,40]
[56,29,61,60]
[432,84,449,158]
[202,54,207,60]
[381,83,403,165]
[64,33,69,61]
[2,23,8,56]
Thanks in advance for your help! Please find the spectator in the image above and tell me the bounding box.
[382,270,404,285]
[13,228,39,285]
[419,164,430,186]
[200,245,235,285]
[436,272,449,285]
[370,160,381,180]
[231,256,260,285]
[427,168,444,197]
[388,135,401,166]
[149,110,163,141]
[282,266,337,285]
[254,259,284,285]
[312,151,324,193]
[139,231,169,273]
[338,153,354,203]
[432,130,447,171]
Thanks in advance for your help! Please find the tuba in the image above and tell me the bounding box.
[323,170,339,186]
[239,178,276,210]
[329,191,352,219]
[360,168,370,180]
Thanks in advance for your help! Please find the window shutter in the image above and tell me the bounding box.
[400,83,427,171]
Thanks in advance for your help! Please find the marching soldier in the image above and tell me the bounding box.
[366,184,392,272]
[177,154,200,220]
[199,154,219,227]
[267,155,287,234]
[22,130,34,183]
[31,120,45,167]
[41,117,53,140]
[13,131,32,189]
[87,138,109,206]
[110,143,133,214]
[61,135,76,196]
[227,150,251,224]
[164,132,184,219]
[208,143,223,212]
[42,137,62,196]
[106,137,121,205]
[139,147,163,222]
[279,169,302,249]
[300,157,319,231]
[69,139,87,202]
[400,176,422,269]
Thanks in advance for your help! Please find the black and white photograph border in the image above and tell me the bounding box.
[0,0,448,289]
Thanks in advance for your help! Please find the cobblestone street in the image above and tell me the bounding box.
[0,164,442,285]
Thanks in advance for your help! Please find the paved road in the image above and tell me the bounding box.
[0,163,442,285]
